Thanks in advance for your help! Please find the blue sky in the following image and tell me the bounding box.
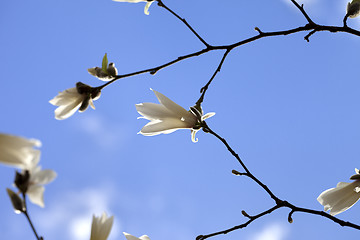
[1,0,360,239]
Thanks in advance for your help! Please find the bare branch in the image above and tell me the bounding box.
[156,0,210,47]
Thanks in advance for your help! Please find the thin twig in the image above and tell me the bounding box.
[199,124,360,238]
[290,0,315,25]
[22,193,42,240]
[196,49,230,106]
[156,0,210,47]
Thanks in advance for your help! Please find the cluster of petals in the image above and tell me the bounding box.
[0,133,56,208]
[317,168,360,216]
[90,212,114,240]
[136,89,215,142]
[49,82,101,120]
[347,0,360,18]
[113,0,154,15]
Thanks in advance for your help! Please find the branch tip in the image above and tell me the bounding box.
[241,210,251,219]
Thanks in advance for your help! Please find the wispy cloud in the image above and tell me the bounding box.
[248,222,289,240]
[74,114,128,151]
[34,185,120,240]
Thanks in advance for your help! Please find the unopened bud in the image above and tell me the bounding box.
[241,210,250,218]
[347,1,360,18]
[14,170,30,194]
[288,214,293,223]
[6,188,25,214]
[232,170,241,175]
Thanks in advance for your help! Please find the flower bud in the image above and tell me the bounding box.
[347,1,360,18]
[6,188,25,214]
[14,170,30,194]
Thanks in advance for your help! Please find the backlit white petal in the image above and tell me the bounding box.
[0,134,41,169]
[27,185,45,208]
[191,129,199,143]
[152,89,192,118]
[136,103,175,120]
[124,232,151,240]
[144,1,153,15]
[31,169,57,185]
[202,112,216,120]
[140,119,191,135]
[90,212,114,240]
[317,181,360,215]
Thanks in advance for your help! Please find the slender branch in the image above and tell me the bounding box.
[156,0,210,47]
[199,124,360,238]
[290,0,315,25]
[22,193,42,240]
[202,123,279,202]
[197,205,282,240]
[196,49,230,106]
[97,22,360,91]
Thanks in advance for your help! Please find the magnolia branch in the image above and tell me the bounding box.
[22,193,42,240]
[198,123,360,239]
[98,1,360,102]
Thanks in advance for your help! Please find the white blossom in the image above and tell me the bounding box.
[123,232,151,240]
[347,0,360,18]
[0,133,41,169]
[49,82,101,120]
[90,212,114,240]
[317,168,360,216]
[136,89,215,142]
[113,0,154,15]
[25,151,57,208]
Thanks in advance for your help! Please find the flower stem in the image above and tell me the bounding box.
[22,193,42,240]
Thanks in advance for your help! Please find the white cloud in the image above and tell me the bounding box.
[74,114,127,151]
[34,185,120,240]
[248,222,289,240]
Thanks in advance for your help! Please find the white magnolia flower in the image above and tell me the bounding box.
[90,212,114,240]
[113,0,154,15]
[49,82,101,120]
[347,0,360,18]
[136,89,215,142]
[317,168,360,216]
[0,133,41,169]
[123,232,151,240]
[24,151,57,207]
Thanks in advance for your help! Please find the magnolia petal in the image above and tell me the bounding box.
[152,89,192,118]
[0,148,36,169]
[202,112,216,120]
[49,88,79,106]
[317,181,360,215]
[139,235,151,240]
[90,212,114,240]
[89,98,96,110]
[136,103,175,120]
[27,185,45,208]
[54,99,83,120]
[191,129,199,143]
[124,232,151,240]
[0,134,41,148]
[144,1,153,15]
[140,119,192,136]
[31,169,57,185]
